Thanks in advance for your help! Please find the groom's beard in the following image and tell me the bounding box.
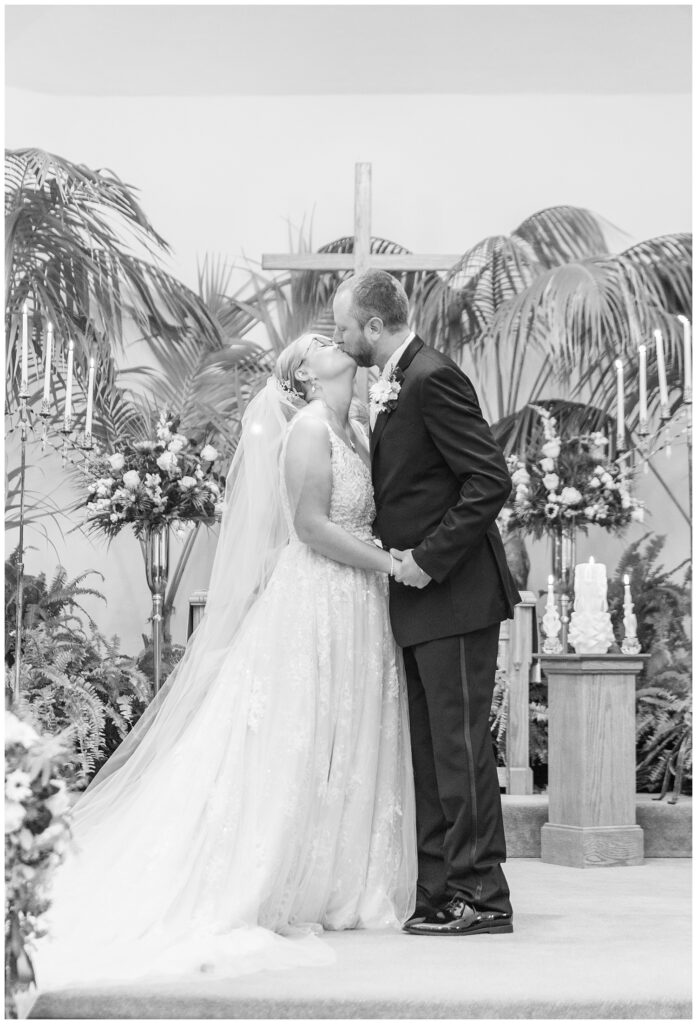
[339,344,373,368]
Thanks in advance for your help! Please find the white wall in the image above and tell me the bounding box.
[6,88,691,652]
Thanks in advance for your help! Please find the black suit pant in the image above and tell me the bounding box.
[402,623,512,915]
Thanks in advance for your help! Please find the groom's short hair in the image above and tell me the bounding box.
[341,270,409,332]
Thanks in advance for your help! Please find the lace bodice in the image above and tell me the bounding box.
[281,418,375,543]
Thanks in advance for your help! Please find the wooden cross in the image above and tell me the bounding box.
[262,162,461,275]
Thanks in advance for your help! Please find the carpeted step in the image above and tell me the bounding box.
[502,793,692,857]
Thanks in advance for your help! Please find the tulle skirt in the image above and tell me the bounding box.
[35,541,417,988]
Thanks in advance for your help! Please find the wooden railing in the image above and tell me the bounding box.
[497,591,537,794]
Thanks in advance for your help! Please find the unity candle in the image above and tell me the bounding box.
[568,556,615,654]
[573,557,607,611]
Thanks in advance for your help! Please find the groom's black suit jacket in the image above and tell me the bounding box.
[371,337,521,648]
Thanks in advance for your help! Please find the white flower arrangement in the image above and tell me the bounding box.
[82,412,226,539]
[503,406,645,539]
[5,711,73,1014]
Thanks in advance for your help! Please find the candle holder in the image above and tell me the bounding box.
[541,577,563,654]
[621,576,641,655]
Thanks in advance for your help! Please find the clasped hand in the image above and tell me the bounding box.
[390,548,432,589]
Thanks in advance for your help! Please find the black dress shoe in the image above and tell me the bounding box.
[404,894,513,935]
[403,890,445,927]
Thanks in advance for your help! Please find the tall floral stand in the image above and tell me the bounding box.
[142,525,170,694]
[538,653,647,867]
[550,523,576,595]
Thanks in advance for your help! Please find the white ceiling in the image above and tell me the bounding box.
[5,4,691,97]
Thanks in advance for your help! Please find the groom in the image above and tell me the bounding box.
[333,269,520,936]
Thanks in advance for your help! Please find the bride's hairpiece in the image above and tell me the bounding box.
[277,377,305,402]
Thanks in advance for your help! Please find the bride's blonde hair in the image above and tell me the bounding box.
[274,333,331,400]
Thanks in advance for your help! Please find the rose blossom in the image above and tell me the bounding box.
[511,468,530,486]
[167,434,189,454]
[178,476,196,491]
[156,451,179,474]
[559,486,583,506]
[541,439,561,459]
[543,473,560,492]
[108,453,125,472]
[200,444,218,462]
[122,470,141,490]
[539,457,556,473]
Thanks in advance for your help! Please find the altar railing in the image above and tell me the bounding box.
[496,591,537,794]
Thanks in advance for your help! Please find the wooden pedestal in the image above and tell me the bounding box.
[539,654,646,868]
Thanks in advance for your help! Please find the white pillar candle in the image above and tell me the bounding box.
[85,357,95,435]
[573,557,608,612]
[638,344,648,426]
[21,302,29,393]
[653,328,669,416]
[43,323,53,406]
[678,316,691,402]
[64,339,74,428]
[614,359,625,450]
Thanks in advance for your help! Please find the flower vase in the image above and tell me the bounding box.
[143,525,170,694]
[550,523,576,598]
[550,523,576,651]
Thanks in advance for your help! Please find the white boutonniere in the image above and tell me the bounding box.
[369,368,404,419]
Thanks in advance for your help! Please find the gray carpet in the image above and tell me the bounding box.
[27,858,692,1020]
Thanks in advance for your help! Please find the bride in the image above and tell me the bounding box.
[35,334,417,989]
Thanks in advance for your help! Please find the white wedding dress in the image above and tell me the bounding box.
[35,418,417,990]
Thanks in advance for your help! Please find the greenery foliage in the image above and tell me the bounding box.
[6,557,151,782]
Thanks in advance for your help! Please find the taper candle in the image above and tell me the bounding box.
[638,344,648,426]
[653,329,669,417]
[21,302,29,393]
[615,359,625,449]
[85,357,95,436]
[64,340,74,429]
[43,323,53,407]
[546,573,555,609]
[678,316,691,402]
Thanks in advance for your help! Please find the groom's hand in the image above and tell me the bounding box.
[390,549,432,589]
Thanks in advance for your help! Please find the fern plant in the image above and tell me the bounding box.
[636,684,692,802]
[5,548,105,664]
[12,622,150,782]
[606,533,691,679]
